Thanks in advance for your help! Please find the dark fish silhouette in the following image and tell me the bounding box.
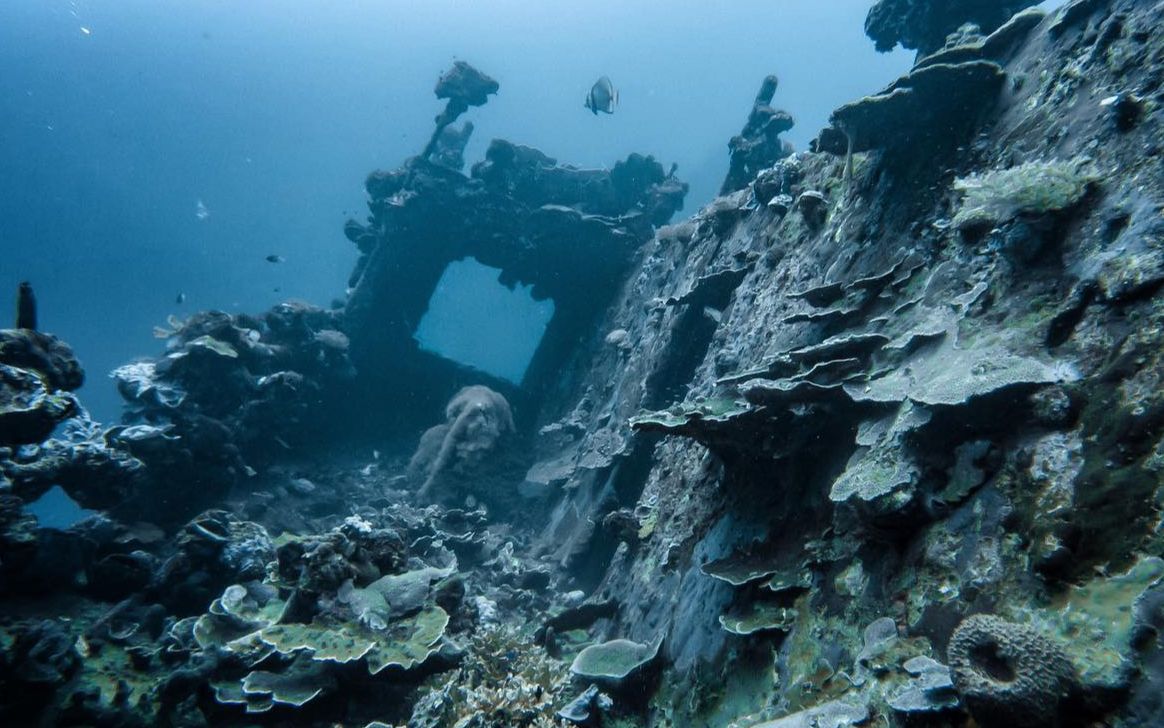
[175,292,186,305]
[585,76,618,115]
[266,254,285,263]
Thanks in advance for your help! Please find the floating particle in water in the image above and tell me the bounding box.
[195,199,210,221]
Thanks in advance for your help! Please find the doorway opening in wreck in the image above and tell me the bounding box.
[25,485,95,530]
[413,257,555,384]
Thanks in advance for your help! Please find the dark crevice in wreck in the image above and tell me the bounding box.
[563,433,663,595]
[642,305,722,411]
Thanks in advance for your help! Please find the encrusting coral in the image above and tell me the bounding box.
[952,158,1099,231]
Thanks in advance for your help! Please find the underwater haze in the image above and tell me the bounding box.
[1,0,915,420]
[10,0,1164,725]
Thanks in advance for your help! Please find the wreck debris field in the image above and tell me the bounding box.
[5,1,1164,727]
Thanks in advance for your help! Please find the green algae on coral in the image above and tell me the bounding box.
[242,658,336,710]
[762,570,813,596]
[213,609,446,713]
[636,505,658,540]
[629,398,752,431]
[193,612,263,654]
[364,605,450,674]
[719,602,797,636]
[570,636,662,683]
[1031,556,1164,689]
[259,622,377,664]
[212,680,255,710]
[75,642,159,717]
[952,158,1098,230]
[829,445,918,503]
[701,552,782,587]
[194,584,287,653]
[254,605,449,678]
[831,404,930,506]
[845,338,1071,407]
[702,550,811,596]
[216,663,333,715]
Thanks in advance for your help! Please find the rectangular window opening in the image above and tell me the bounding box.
[413,257,555,384]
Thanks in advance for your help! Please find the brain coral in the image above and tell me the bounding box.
[948,613,1077,728]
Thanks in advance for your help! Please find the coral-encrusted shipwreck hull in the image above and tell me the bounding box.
[344,143,687,429]
[4,1,1164,725]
